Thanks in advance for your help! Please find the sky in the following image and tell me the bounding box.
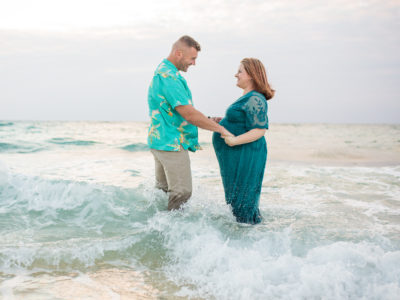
[1,0,399,123]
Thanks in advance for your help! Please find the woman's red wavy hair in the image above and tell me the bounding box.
[241,58,275,100]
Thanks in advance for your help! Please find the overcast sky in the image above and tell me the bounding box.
[1,0,399,123]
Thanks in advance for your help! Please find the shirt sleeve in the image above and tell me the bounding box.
[159,75,192,109]
[243,95,269,130]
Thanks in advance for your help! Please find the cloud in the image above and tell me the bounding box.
[1,0,396,33]
[0,0,399,122]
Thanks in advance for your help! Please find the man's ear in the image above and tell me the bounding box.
[175,49,183,58]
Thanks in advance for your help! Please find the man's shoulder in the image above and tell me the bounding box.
[154,61,180,80]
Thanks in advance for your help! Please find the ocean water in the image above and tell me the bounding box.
[0,121,399,300]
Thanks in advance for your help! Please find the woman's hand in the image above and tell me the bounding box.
[224,136,238,147]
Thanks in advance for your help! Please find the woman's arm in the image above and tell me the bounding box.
[224,128,266,146]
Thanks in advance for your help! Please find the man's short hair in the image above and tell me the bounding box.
[178,35,201,51]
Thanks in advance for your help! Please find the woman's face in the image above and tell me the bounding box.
[235,63,252,90]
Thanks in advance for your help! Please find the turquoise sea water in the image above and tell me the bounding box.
[0,121,399,299]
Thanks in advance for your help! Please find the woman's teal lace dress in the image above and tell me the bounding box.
[212,91,268,224]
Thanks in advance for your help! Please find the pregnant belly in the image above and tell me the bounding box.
[219,119,247,136]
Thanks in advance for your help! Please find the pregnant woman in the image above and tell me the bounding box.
[212,58,275,224]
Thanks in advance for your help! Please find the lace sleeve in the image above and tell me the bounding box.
[243,95,269,130]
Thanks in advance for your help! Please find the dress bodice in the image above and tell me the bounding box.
[219,91,269,136]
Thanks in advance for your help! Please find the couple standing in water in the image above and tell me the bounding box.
[147,35,275,224]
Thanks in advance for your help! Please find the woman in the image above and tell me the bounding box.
[212,58,275,224]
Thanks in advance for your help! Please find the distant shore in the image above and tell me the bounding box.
[198,123,400,167]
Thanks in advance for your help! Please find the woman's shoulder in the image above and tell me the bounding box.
[243,91,267,108]
[238,90,266,103]
[232,91,267,110]
[248,91,266,101]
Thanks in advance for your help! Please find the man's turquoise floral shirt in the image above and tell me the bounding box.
[147,59,200,152]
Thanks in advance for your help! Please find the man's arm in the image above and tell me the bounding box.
[175,105,232,136]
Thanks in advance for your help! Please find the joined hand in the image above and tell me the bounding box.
[223,136,237,147]
[210,117,222,123]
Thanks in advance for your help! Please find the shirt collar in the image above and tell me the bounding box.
[163,58,179,73]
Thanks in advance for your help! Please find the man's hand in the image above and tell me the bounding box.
[210,117,222,123]
[220,127,233,138]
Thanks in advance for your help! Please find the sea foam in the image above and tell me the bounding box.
[0,122,399,299]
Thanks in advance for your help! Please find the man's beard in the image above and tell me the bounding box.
[177,60,189,72]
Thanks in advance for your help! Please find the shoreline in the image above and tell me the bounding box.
[195,145,400,168]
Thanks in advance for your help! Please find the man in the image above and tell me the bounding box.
[147,35,231,210]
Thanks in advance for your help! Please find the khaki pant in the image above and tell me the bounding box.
[150,148,192,210]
